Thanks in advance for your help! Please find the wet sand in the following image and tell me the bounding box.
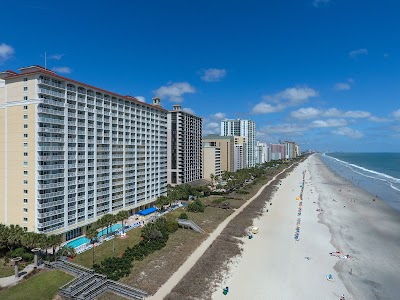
[212,154,400,300]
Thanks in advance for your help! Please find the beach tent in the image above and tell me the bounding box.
[296,197,301,200]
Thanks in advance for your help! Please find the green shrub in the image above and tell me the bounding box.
[236,190,249,194]
[166,219,179,232]
[187,199,205,213]
[179,212,189,219]
[93,257,131,281]
[211,198,226,204]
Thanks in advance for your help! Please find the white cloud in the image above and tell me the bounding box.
[368,116,389,122]
[273,87,318,105]
[349,48,368,58]
[290,107,322,119]
[203,121,221,135]
[313,0,331,7]
[392,109,400,118]
[311,119,347,128]
[153,82,195,103]
[183,107,195,115]
[334,82,351,91]
[291,107,372,120]
[252,103,284,114]
[210,112,226,120]
[201,68,227,82]
[0,43,15,62]
[332,127,364,138]
[252,86,318,114]
[48,54,64,60]
[342,110,371,118]
[52,67,72,74]
[135,96,146,103]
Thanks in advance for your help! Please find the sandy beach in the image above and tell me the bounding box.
[212,154,400,300]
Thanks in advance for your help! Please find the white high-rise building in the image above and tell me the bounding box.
[0,65,168,240]
[221,119,256,167]
[256,141,269,164]
[167,105,202,185]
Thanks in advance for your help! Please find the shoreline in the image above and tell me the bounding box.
[313,155,400,300]
[210,154,400,300]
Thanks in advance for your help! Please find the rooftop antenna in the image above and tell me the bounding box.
[44,52,47,70]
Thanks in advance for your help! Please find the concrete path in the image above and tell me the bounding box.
[147,165,291,299]
[0,263,37,288]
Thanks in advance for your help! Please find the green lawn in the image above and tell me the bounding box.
[72,228,142,268]
[0,265,14,278]
[0,270,73,300]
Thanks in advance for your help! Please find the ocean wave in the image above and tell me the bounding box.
[324,154,400,183]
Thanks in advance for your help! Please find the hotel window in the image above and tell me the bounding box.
[23,198,28,203]
[24,96,28,100]
[23,115,28,120]
[23,217,28,222]
[23,161,28,166]
[23,105,28,110]
[23,142,28,148]
[23,208,28,212]
[24,134,28,138]
[23,189,28,194]
[23,227,28,231]
[24,87,28,91]
[23,77,28,82]
[23,180,28,184]
[24,152,28,157]
[24,124,28,129]
[24,170,28,175]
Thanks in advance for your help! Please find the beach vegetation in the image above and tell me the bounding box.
[179,212,189,219]
[187,199,206,213]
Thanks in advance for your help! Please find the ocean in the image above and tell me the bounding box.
[319,153,400,212]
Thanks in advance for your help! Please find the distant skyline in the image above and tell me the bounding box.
[1,0,399,152]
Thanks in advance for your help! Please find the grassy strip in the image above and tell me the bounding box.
[72,228,142,268]
[0,270,73,300]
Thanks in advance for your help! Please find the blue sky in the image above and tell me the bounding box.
[1,0,399,152]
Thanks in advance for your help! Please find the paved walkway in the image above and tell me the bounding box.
[0,263,37,288]
[147,165,291,299]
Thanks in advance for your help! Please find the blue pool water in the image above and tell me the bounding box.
[97,223,122,237]
[66,223,123,249]
[66,236,90,248]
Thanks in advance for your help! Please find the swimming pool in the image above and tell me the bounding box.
[97,223,122,237]
[66,236,90,249]
[66,223,123,249]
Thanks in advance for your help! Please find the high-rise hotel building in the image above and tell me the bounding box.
[0,66,167,240]
[167,105,202,185]
[221,119,256,167]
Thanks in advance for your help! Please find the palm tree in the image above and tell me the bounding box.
[116,210,129,229]
[48,234,62,261]
[210,173,215,186]
[85,228,98,266]
[21,232,37,250]
[7,224,24,251]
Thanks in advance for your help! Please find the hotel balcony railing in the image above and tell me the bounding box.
[38,182,65,189]
[43,98,65,107]
[38,88,65,98]
[37,190,64,199]
[37,218,64,228]
[38,127,64,134]
[38,173,65,180]
[38,155,65,161]
[37,208,65,218]
[38,117,64,125]
[37,200,65,209]
[37,164,64,171]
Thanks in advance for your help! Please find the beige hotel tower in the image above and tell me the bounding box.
[0,66,168,241]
